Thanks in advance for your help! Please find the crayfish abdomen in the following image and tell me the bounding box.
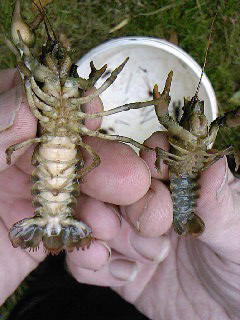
[154,75,240,237]
[170,174,204,236]
[5,0,156,253]
[9,135,92,254]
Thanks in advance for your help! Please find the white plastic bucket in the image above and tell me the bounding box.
[77,37,217,145]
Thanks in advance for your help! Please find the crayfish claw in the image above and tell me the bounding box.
[153,72,172,118]
[11,0,35,47]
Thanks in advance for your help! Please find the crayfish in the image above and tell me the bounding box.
[3,0,167,254]
[153,66,240,236]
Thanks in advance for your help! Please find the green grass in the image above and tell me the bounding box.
[0,0,239,316]
[0,0,239,146]
[0,282,28,319]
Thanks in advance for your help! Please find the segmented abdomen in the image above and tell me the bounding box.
[32,135,80,216]
[170,173,205,236]
[9,135,92,253]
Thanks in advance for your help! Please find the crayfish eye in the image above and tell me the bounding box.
[193,100,204,114]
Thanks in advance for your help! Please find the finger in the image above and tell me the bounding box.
[0,95,37,171]
[197,157,240,262]
[140,131,170,181]
[14,145,35,175]
[66,196,121,271]
[0,73,36,169]
[83,87,103,130]
[66,251,139,288]
[0,164,32,202]
[121,178,172,236]
[0,218,44,305]
[66,240,111,271]
[66,250,167,303]
[1,198,37,230]
[75,194,121,241]
[81,137,151,205]
[68,196,170,272]
[109,218,170,264]
[0,82,23,133]
[0,68,21,94]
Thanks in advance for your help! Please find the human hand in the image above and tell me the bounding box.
[67,131,240,320]
[0,68,45,304]
[2,69,240,319]
[0,68,150,305]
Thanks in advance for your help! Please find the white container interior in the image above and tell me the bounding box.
[77,37,217,146]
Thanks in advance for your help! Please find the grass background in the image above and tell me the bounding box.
[1,0,239,145]
[0,0,239,317]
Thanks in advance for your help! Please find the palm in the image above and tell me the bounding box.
[115,234,239,319]
[112,152,240,319]
[66,133,240,319]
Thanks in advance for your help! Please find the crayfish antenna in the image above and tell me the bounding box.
[192,12,217,104]
[32,0,58,45]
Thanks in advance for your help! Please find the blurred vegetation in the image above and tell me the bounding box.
[0,0,240,145]
[0,0,239,316]
[0,282,28,319]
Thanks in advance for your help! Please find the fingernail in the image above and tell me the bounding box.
[98,240,112,261]
[0,84,23,132]
[136,189,155,231]
[130,233,170,263]
[216,157,228,199]
[106,204,122,225]
[13,70,22,86]
[109,259,138,282]
[123,189,155,232]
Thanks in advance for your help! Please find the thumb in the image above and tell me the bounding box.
[197,157,240,262]
[0,86,37,172]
